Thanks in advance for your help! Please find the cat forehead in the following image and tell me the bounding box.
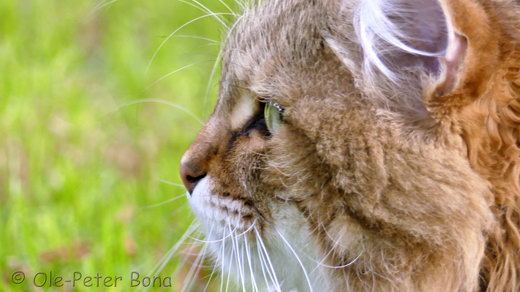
[221,0,333,86]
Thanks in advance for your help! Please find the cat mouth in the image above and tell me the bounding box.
[188,176,259,234]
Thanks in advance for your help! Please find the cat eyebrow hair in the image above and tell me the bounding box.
[229,93,258,130]
[226,104,271,152]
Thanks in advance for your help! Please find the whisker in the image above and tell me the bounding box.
[229,225,246,291]
[244,236,259,292]
[180,240,209,291]
[321,221,349,250]
[275,228,314,292]
[146,12,234,73]
[253,235,270,291]
[202,45,223,115]
[152,223,199,274]
[309,224,345,273]
[90,0,118,15]
[145,63,197,90]
[178,242,205,292]
[172,34,221,44]
[202,249,218,291]
[190,221,255,244]
[225,226,233,292]
[218,222,228,292]
[111,98,204,125]
[255,227,281,292]
[309,225,363,271]
[141,193,187,209]
[233,0,247,10]
[314,253,363,269]
[237,210,249,292]
[310,241,336,274]
[202,14,244,115]
[143,223,199,292]
[179,0,230,28]
[158,179,185,188]
[240,241,248,292]
[255,235,278,291]
[217,0,237,15]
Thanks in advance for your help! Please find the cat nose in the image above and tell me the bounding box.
[180,120,219,195]
[180,161,207,195]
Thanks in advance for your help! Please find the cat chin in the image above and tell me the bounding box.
[188,176,331,291]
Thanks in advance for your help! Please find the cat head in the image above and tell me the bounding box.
[180,0,520,290]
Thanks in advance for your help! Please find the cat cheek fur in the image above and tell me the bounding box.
[185,118,330,290]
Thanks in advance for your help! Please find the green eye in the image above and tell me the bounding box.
[264,101,284,134]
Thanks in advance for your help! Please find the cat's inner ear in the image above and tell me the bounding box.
[354,0,494,98]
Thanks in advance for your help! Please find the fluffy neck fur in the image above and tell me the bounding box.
[350,1,520,290]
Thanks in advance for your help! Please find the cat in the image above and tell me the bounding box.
[179,0,520,291]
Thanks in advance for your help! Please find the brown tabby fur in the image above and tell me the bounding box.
[181,0,520,291]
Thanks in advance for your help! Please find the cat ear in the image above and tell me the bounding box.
[354,0,499,104]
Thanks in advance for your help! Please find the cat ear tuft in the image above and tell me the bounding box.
[354,0,497,100]
[354,0,450,80]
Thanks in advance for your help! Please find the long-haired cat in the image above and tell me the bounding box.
[179,0,520,291]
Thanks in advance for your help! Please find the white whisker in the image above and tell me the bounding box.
[240,242,247,291]
[158,179,185,188]
[229,225,246,291]
[181,225,213,292]
[218,0,237,15]
[141,193,187,209]
[90,0,118,15]
[275,228,314,292]
[203,259,218,292]
[219,223,228,292]
[315,253,362,269]
[202,14,244,115]
[172,34,221,44]
[112,98,204,125]
[143,223,198,292]
[233,0,247,10]
[146,12,234,73]
[254,236,270,291]
[225,229,233,292]
[180,242,208,292]
[202,45,223,115]
[190,221,255,244]
[180,0,230,28]
[255,228,281,292]
[309,226,363,271]
[200,226,219,291]
[146,63,197,90]
[244,236,259,292]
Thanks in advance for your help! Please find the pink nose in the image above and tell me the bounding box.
[179,162,207,195]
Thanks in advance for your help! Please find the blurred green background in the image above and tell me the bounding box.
[0,0,237,290]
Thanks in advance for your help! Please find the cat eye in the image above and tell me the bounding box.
[264,101,284,134]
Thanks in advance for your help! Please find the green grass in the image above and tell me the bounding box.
[0,0,236,290]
